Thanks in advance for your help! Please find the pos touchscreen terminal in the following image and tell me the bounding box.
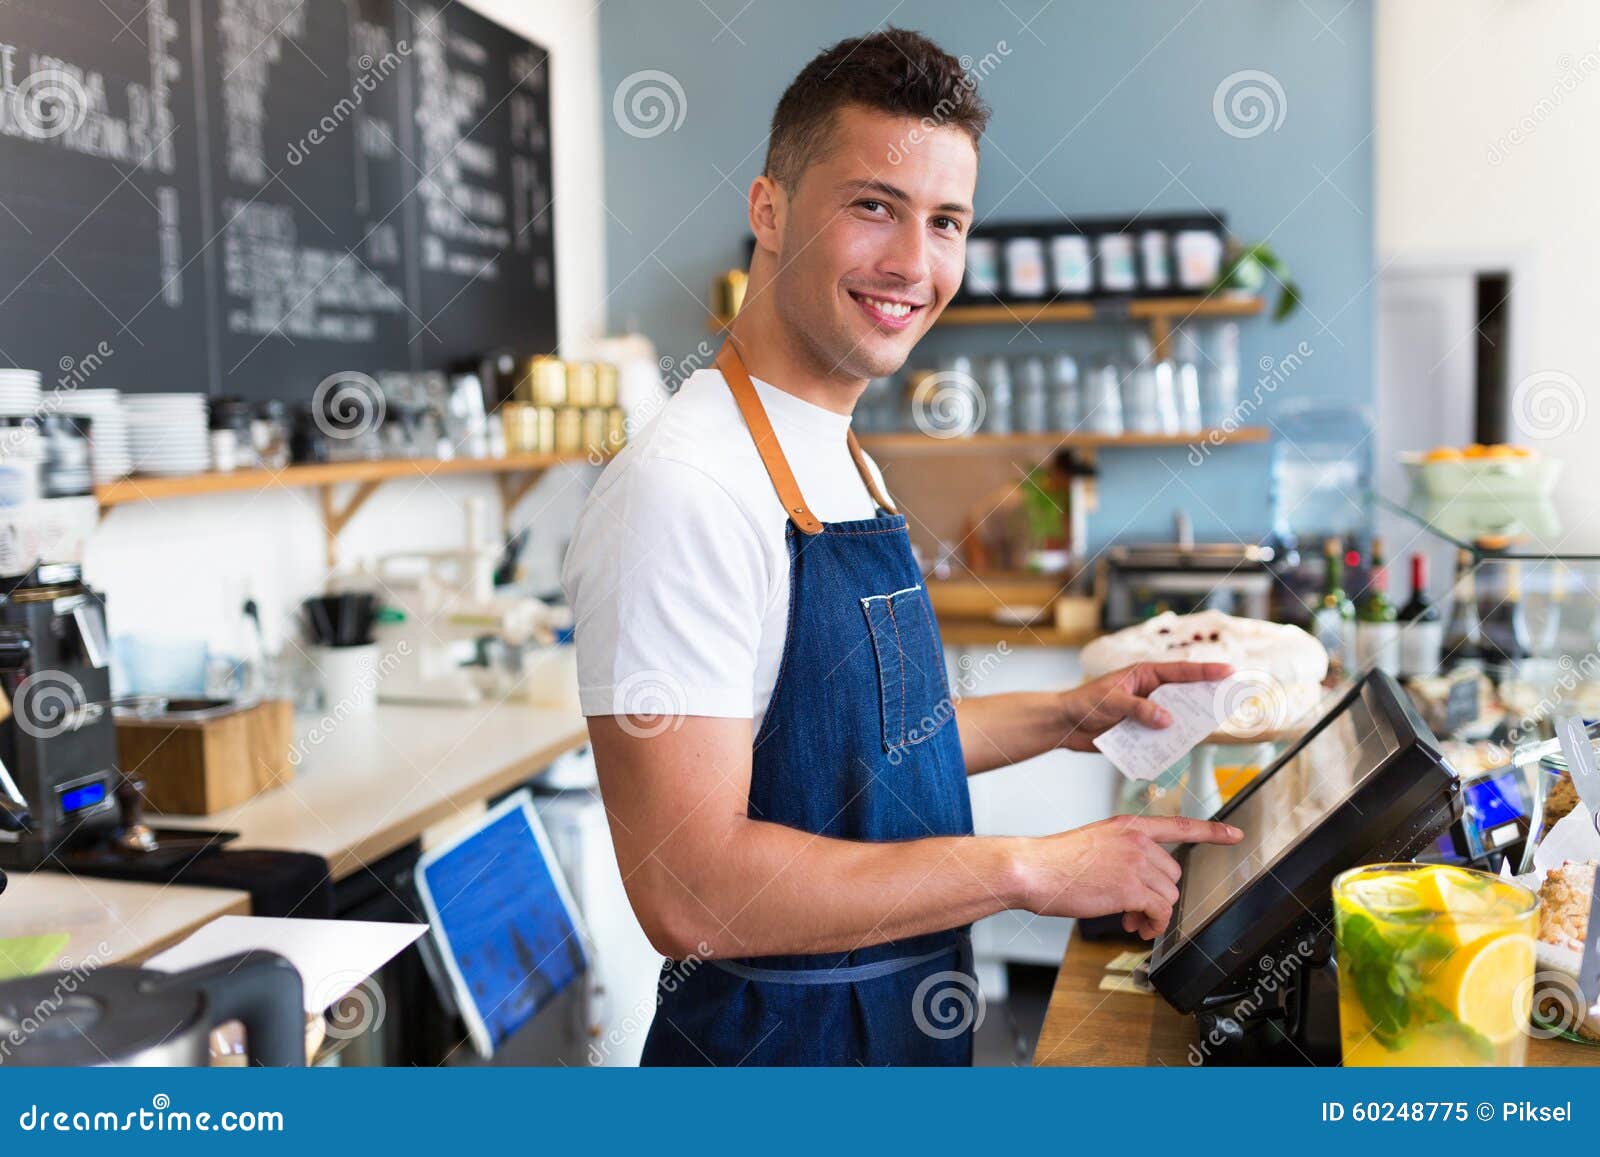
[1147,669,1461,1065]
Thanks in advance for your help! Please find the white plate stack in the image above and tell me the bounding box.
[0,370,42,417]
[123,393,211,476]
[47,388,132,483]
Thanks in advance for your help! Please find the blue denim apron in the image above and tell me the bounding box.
[639,342,976,1067]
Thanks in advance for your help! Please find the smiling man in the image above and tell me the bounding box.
[563,27,1241,1067]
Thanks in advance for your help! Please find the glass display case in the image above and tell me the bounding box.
[1376,486,1600,878]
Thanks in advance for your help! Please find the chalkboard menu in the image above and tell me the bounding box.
[0,0,556,400]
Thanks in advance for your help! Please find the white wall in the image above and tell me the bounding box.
[1377,0,1600,550]
[86,0,608,659]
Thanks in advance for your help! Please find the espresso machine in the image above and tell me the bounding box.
[0,562,124,871]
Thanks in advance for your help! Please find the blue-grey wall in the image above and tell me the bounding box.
[597,0,1373,549]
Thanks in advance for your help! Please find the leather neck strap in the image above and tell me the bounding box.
[715,341,896,536]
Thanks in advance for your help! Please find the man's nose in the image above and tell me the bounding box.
[876,218,931,288]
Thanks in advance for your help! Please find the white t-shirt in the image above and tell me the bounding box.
[562,367,890,732]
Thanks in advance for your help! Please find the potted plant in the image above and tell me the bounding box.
[1214,240,1302,322]
[1019,465,1071,575]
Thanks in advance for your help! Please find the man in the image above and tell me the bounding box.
[563,27,1241,1067]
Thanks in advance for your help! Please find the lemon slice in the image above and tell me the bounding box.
[1451,933,1536,1044]
[1343,872,1428,916]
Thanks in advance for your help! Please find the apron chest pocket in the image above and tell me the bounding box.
[860,584,953,753]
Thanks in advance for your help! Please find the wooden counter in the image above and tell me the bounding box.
[1035,932,1600,1067]
[0,700,586,968]
[0,874,249,967]
[162,700,588,881]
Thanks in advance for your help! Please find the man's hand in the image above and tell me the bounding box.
[1017,815,1245,939]
[1056,661,1233,751]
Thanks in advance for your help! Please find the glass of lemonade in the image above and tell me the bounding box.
[1333,863,1539,1066]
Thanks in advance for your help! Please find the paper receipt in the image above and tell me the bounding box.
[1092,680,1224,782]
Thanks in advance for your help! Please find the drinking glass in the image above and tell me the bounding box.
[1334,862,1538,1066]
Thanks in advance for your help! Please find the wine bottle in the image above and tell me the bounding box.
[1442,550,1483,671]
[1355,538,1399,676]
[1398,553,1444,678]
[1311,537,1354,673]
[1479,560,1532,667]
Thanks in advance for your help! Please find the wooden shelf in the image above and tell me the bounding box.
[707,293,1263,333]
[935,618,1098,648]
[93,452,597,508]
[95,451,606,568]
[858,428,1267,457]
[933,294,1263,328]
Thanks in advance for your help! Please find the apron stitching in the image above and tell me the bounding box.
[887,597,907,746]
[753,522,804,752]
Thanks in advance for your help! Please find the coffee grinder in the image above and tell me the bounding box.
[0,562,124,870]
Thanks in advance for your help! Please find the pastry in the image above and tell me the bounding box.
[1080,610,1328,738]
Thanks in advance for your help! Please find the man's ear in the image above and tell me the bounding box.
[748,174,786,256]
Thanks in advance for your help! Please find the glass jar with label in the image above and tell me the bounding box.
[1003,236,1049,299]
[1138,226,1172,293]
[981,356,1014,434]
[1049,231,1093,297]
[963,237,1002,299]
[1015,356,1049,433]
[1094,229,1138,295]
[1050,354,1080,430]
[1174,225,1225,291]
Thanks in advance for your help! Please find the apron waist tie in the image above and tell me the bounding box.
[708,937,968,986]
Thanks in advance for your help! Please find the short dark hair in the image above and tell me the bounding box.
[764,27,991,190]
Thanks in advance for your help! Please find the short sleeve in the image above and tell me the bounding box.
[563,455,772,720]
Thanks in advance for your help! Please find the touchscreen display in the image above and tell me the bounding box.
[1172,686,1401,942]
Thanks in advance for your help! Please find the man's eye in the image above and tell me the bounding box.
[857,199,887,214]
[933,216,963,234]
